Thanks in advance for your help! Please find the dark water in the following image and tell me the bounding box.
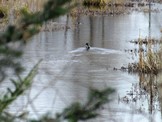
[5,5,162,122]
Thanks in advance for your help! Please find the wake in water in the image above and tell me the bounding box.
[69,47,123,55]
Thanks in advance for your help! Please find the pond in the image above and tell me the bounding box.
[6,4,162,122]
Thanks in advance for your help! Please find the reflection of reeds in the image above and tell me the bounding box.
[119,73,159,114]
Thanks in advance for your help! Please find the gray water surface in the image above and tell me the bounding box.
[6,9,162,122]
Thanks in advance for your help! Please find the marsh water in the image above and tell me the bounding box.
[5,4,162,122]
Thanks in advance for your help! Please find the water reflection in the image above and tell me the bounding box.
[140,74,156,113]
[74,13,162,51]
[118,73,162,122]
[5,6,162,122]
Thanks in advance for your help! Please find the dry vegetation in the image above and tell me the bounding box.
[0,0,159,31]
[0,0,69,31]
[128,37,162,75]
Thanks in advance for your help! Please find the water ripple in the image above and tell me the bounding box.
[69,47,123,55]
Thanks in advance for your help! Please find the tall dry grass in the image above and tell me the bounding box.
[138,37,162,74]
[0,0,46,12]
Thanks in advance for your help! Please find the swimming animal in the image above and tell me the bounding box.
[85,43,90,51]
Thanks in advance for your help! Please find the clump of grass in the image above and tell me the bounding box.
[128,37,162,75]
[130,38,161,45]
[139,50,160,74]
[14,5,31,21]
[83,0,106,7]
[0,6,8,19]
[0,0,46,24]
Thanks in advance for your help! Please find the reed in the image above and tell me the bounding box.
[128,37,162,74]
[83,0,106,6]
